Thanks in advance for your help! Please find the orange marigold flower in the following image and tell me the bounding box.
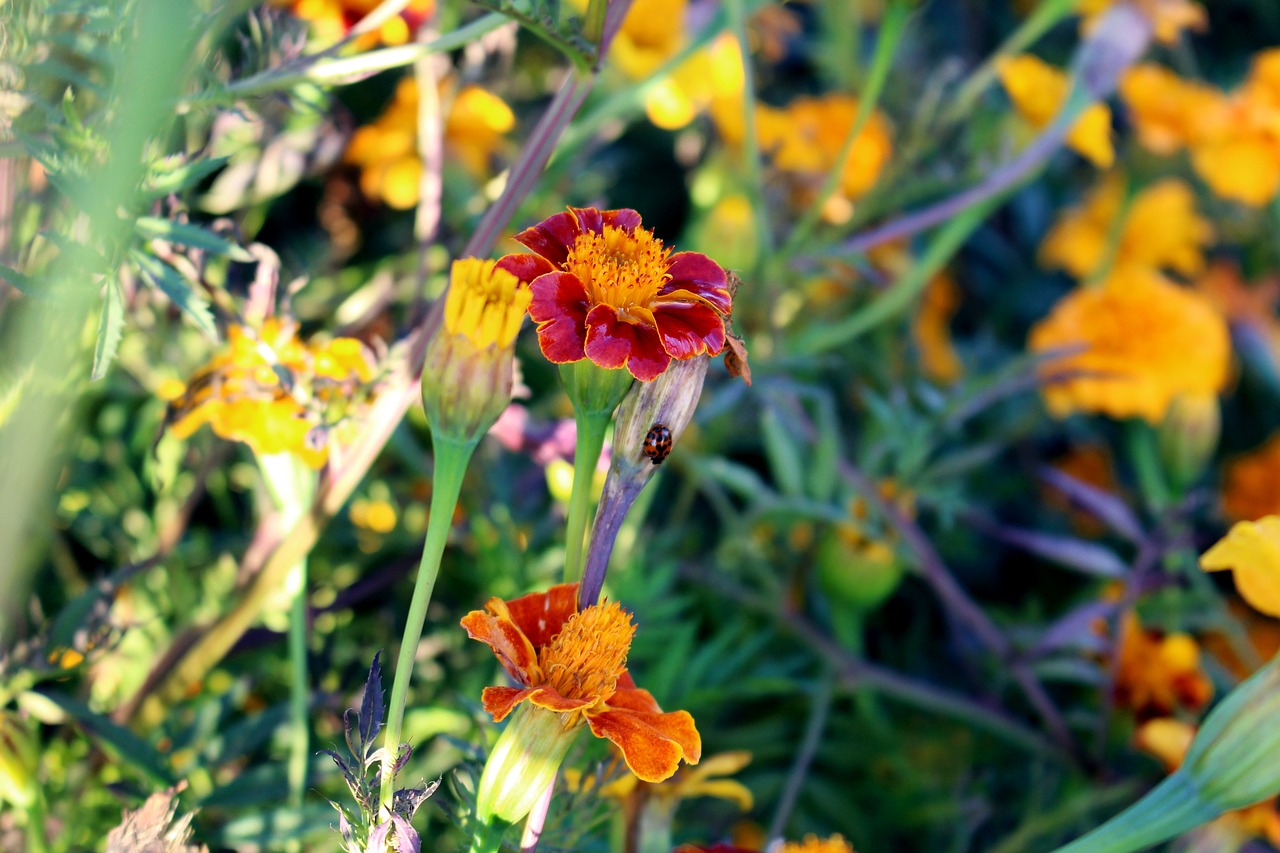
[1201,517,1280,618]
[168,318,374,468]
[1114,612,1213,719]
[912,272,963,384]
[1040,176,1213,281]
[780,835,856,853]
[1189,50,1280,207]
[1078,0,1206,45]
[1222,435,1280,522]
[499,207,732,381]
[1028,267,1229,423]
[277,0,435,48]
[1120,64,1227,156]
[756,93,893,213]
[462,583,700,820]
[997,54,1114,168]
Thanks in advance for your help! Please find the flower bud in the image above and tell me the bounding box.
[0,710,37,810]
[816,532,904,614]
[1158,392,1220,491]
[421,259,531,445]
[475,702,579,826]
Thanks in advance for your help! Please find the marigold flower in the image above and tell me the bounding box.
[499,207,732,381]
[1078,0,1206,46]
[1201,517,1280,618]
[1028,267,1229,423]
[421,258,531,443]
[1221,435,1280,522]
[1188,50,1280,206]
[912,272,962,384]
[780,835,856,853]
[756,94,893,213]
[1114,612,1213,719]
[168,318,375,467]
[1119,64,1226,155]
[997,54,1114,168]
[345,77,515,209]
[277,0,435,48]
[1195,261,1280,368]
[462,583,700,822]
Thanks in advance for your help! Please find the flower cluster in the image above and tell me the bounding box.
[166,318,376,467]
[1121,49,1280,206]
[344,77,515,209]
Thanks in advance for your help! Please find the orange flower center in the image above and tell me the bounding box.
[537,600,635,704]
[564,225,672,320]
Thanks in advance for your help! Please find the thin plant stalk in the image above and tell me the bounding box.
[378,438,474,813]
[768,670,835,841]
[724,0,771,278]
[780,0,910,259]
[563,411,611,586]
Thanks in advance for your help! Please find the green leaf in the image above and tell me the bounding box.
[91,279,125,380]
[143,155,229,197]
[0,264,49,300]
[131,251,218,340]
[135,216,252,261]
[38,690,173,787]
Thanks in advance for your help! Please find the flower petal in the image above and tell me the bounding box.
[652,302,726,359]
[514,210,588,267]
[583,305,671,381]
[586,705,702,782]
[461,602,539,686]
[664,252,732,314]
[481,685,534,722]
[525,686,595,715]
[529,272,590,364]
[502,582,581,650]
[495,252,555,285]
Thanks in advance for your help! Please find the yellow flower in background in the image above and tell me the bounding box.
[781,834,856,853]
[1113,612,1213,718]
[1201,517,1280,617]
[1028,267,1229,423]
[1189,49,1280,206]
[1039,176,1213,281]
[604,750,754,810]
[757,93,893,216]
[648,34,745,133]
[277,0,436,48]
[1077,0,1206,46]
[1120,64,1226,155]
[344,77,515,209]
[1222,435,1280,523]
[912,272,963,384]
[997,54,1113,168]
[168,318,375,468]
[605,0,686,80]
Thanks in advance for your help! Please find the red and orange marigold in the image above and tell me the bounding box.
[497,207,732,382]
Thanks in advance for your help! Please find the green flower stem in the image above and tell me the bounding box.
[257,453,317,835]
[564,409,612,586]
[23,787,49,853]
[469,818,512,853]
[724,0,771,280]
[379,437,474,814]
[1050,771,1220,853]
[779,0,910,260]
[1126,421,1170,513]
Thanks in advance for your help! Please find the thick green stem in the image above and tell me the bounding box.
[379,438,474,813]
[286,556,309,825]
[23,787,49,853]
[469,818,511,853]
[564,410,611,586]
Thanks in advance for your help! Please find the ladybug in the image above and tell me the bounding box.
[643,423,673,465]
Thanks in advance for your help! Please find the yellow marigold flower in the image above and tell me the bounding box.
[1078,0,1206,45]
[647,33,744,133]
[780,834,856,853]
[1201,516,1280,618]
[997,54,1114,168]
[344,77,514,208]
[604,0,686,79]
[1189,50,1280,206]
[1114,612,1213,718]
[277,0,435,48]
[168,318,375,468]
[756,93,893,210]
[1120,64,1227,156]
[1222,435,1280,522]
[1040,176,1213,281]
[912,272,963,384]
[421,258,531,443]
[1028,267,1229,423]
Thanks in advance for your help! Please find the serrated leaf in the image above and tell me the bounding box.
[131,251,217,340]
[359,651,384,753]
[135,216,252,261]
[91,279,125,380]
[40,691,173,786]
